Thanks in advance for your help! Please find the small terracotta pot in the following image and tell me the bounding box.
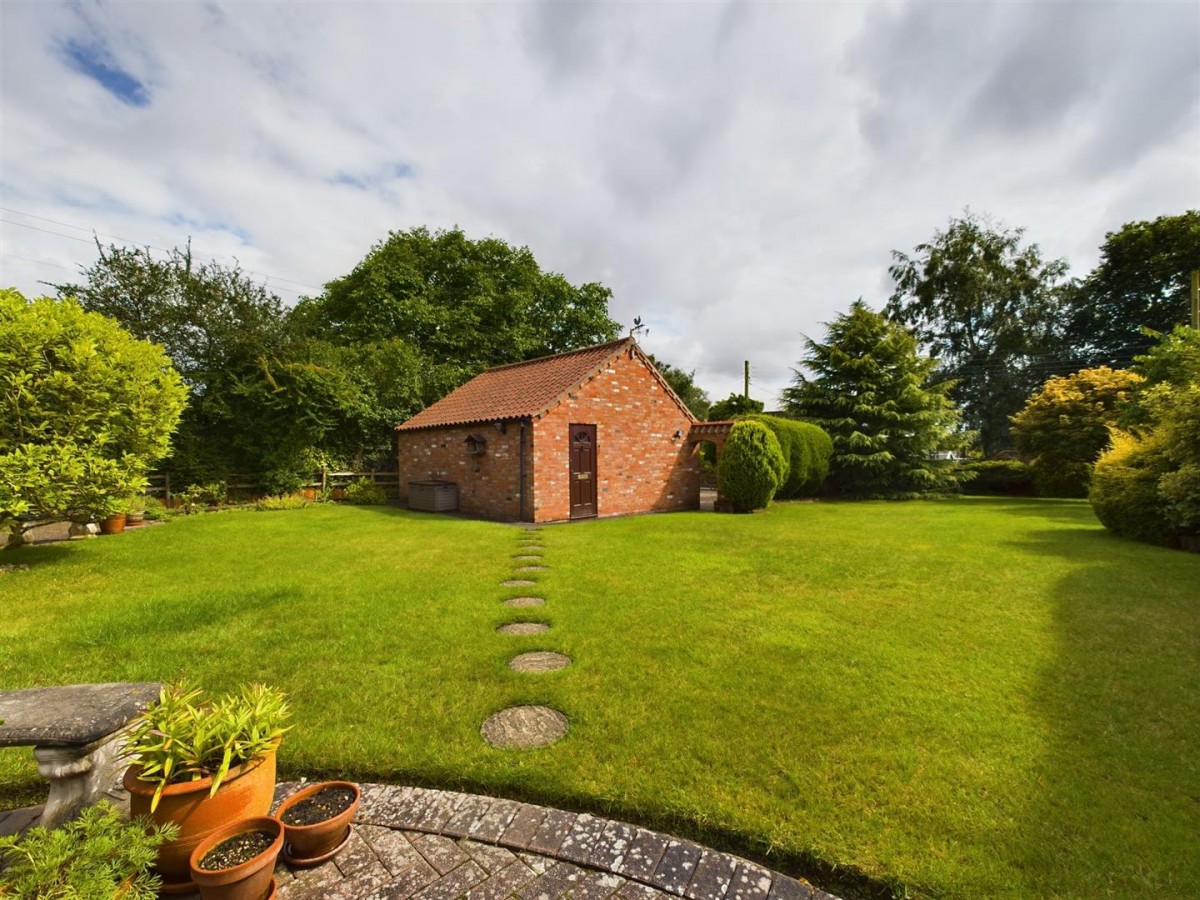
[189,816,283,900]
[99,513,126,534]
[124,751,277,891]
[275,781,360,865]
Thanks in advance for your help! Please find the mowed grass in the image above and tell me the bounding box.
[1,500,1197,898]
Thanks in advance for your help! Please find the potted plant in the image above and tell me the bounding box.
[122,683,290,893]
[275,781,360,867]
[0,802,179,899]
[189,816,284,900]
[125,494,151,526]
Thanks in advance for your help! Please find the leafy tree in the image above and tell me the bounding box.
[708,393,764,421]
[1063,211,1200,367]
[0,290,186,541]
[716,420,786,512]
[1090,326,1200,547]
[782,300,965,499]
[887,211,1069,454]
[646,354,710,420]
[301,226,620,386]
[1010,367,1144,497]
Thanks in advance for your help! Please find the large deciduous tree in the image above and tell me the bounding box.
[1063,211,1200,368]
[1010,366,1144,498]
[0,290,187,542]
[886,212,1069,454]
[782,300,965,499]
[299,226,621,388]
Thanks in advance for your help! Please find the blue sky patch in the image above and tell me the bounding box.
[61,37,150,107]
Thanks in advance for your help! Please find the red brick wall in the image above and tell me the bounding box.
[531,348,701,522]
[396,422,533,520]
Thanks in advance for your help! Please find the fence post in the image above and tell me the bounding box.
[165,472,171,506]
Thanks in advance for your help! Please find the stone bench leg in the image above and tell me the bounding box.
[33,730,128,830]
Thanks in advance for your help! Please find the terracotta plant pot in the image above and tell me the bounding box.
[123,751,277,892]
[189,815,283,900]
[275,781,360,866]
[126,511,146,526]
[99,513,126,534]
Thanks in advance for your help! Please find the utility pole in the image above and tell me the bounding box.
[1191,270,1199,329]
[744,361,750,399]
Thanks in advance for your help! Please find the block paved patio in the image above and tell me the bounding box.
[266,783,840,900]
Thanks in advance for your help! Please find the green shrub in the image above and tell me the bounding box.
[1089,432,1174,545]
[344,478,387,505]
[256,494,310,511]
[177,481,226,514]
[1030,458,1093,499]
[747,415,832,498]
[717,420,786,512]
[960,460,1034,495]
[0,802,178,899]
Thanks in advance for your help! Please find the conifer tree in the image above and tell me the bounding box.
[782,300,965,499]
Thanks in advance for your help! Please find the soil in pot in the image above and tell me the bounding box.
[280,785,356,826]
[198,831,276,871]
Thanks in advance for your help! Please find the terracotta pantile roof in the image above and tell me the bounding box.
[397,338,693,431]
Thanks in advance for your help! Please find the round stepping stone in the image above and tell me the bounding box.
[516,565,547,572]
[518,545,544,553]
[481,705,567,749]
[509,651,571,673]
[513,555,542,561]
[496,622,549,635]
[503,596,545,607]
[502,579,536,587]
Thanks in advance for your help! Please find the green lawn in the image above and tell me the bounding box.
[2,500,1198,899]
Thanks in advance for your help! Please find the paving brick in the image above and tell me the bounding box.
[411,833,472,875]
[442,796,495,838]
[557,813,608,865]
[587,820,638,871]
[411,860,487,900]
[499,804,549,850]
[366,858,440,899]
[616,881,671,900]
[273,858,296,886]
[461,839,518,873]
[517,861,587,900]
[612,829,669,882]
[278,859,345,900]
[518,852,556,875]
[651,840,704,895]
[359,786,418,828]
[397,789,443,829]
[725,862,773,900]
[465,860,539,900]
[469,797,523,842]
[415,791,472,833]
[527,809,578,856]
[335,827,382,877]
[361,826,429,876]
[567,870,627,900]
[683,851,736,900]
[272,781,303,811]
[321,863,393,900]
[764,875,813,900]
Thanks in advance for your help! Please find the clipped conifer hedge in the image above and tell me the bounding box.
[717,420,786,512]
[747,414,832,498]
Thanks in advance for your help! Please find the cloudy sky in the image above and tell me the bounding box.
[2,1,1197,404]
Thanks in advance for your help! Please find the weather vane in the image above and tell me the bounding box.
[629,316,649,338]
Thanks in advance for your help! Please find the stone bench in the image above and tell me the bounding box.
[0,682,161,829]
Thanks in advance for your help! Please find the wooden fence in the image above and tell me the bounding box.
[146,471,401,504]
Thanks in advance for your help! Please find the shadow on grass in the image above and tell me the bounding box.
[1009,526,1200,895]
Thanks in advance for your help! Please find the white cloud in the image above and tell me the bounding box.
[2,0,1196,404]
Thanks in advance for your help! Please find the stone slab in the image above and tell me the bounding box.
[497,622,550,635]
[509,651,572,673]
[0,683,161,747]
[480,706,569,749]
[504,597,546,607]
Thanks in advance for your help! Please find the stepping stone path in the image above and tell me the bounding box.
[504,596,546,607]
[482,526,573,749]
[497,622,550,635]
[481,705,568,749]
[509,651,571,673]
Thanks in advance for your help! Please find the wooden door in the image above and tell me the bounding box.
[569,424,597,519]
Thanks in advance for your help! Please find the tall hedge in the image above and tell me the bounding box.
[717,420,786,512]
[1089,431,1174,545]
[746,414,832,498]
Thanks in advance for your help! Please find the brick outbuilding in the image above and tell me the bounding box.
[395,338,704,522]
